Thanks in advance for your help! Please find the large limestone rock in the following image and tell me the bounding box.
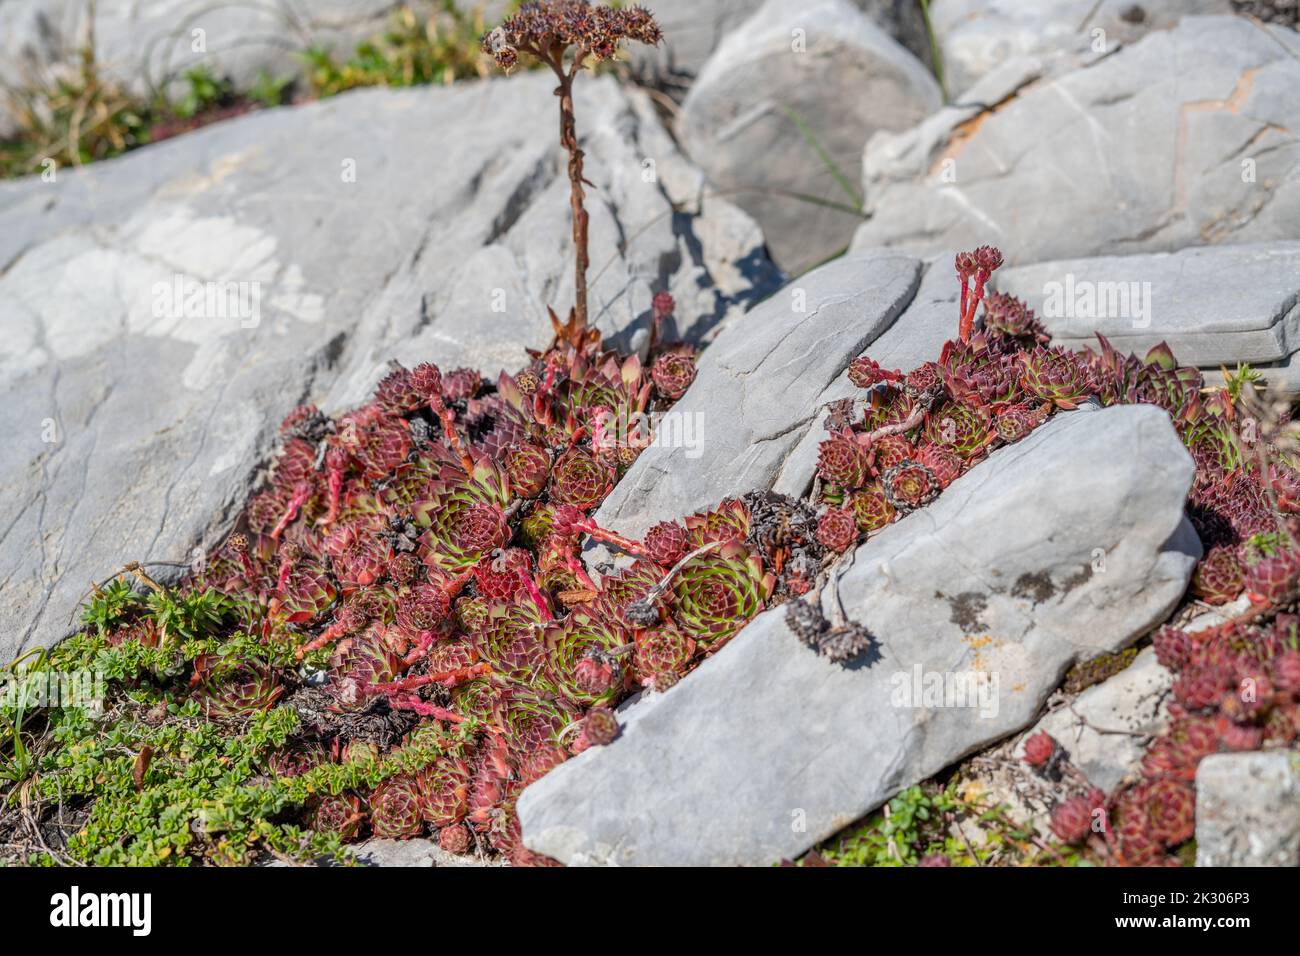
[0,73,778,664]
[678,0,942,275]
[520,404,1200,865]
[851,16,1300,266]
[1196,751,1300,866]
[590,247,960,547]
[993,243,1300,391]
[928,0,1233,97]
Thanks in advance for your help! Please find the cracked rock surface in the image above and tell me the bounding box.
[521,404,1200,866]
[851,15,1300,266]
[0,73,779,662]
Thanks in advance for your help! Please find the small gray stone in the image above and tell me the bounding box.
[678,0,941,274]
[1196,751,1300,866]
[521,405,1199,865]
[852,16,1300,266]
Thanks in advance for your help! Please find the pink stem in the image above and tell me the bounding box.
[270,484,311,541]
[388,694,467,721]
[321,466,344,527]
[518,568,555,623]
[363,663,491,696]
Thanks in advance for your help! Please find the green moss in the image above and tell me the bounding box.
[1,583,466,866]
[1062,646,1139,695]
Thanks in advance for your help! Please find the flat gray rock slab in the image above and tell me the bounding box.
[928,0,1232,97]
[591,247,927,545]
[994,243,1300,368]
[0,74,778,663]
[678,0,941,274]
[1196,751,1300,866]
[852,15,1300,266]
[521,404,1199,866]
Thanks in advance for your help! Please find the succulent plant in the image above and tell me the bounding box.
[1141,778,1195,847]
[914,442,963,489]
[374,363,424,414]
[651,349,697,400]
[549,448,614,510]
[192,660,283,719]
[815,507,857,553]
[644,520,688,566]
[439,824,473,854]
[670,540,773,645]
[993,402,1048,444]
[881,459,940,512]
[582,706,620,746]
[682,498,751,550]
[1019,346,1095,409]
[850,484,896,533]
[418,758,472,827]
[1152,625,1193,671]
[848,356,902,389]
[1173,663,1234,711]
[1022,731,1057,768]
[980,291,1048,346]
[542,609,628,704]
[312,793,366,842]
[413,461,513,573]
[1050,794,1096,844]
[1192,545,1245,605]
[503,442,552,499]
[632,624,695,684]
[817,431,872,490]
[370,774,426,840]
[1246,551,1300,604]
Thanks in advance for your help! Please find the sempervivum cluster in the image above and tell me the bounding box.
[156,236,1298,866]
[809,268,1086,549]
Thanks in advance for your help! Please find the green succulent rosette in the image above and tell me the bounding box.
[669,539,774,645]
